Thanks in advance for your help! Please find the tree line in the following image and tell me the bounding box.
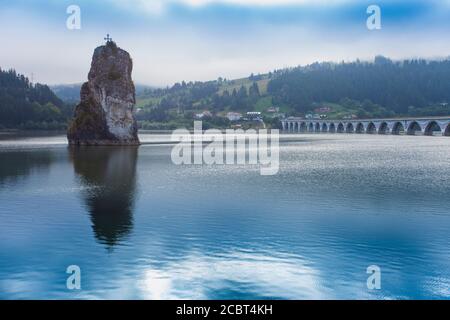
[268,56,450,116]
[0,68,73,129]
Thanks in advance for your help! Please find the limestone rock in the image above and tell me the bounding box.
[67,41,140,145]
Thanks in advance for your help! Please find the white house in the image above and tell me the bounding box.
[227,112,242,121]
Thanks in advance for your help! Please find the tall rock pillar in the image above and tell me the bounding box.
[68,40,140,146]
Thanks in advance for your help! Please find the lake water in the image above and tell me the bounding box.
[0,132,450,299]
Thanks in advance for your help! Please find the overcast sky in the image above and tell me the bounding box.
[1,0,450,86]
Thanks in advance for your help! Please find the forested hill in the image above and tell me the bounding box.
[268,56,450,115]
[135,56,450,130]
[0,68,72,129]
[3,57,450,131]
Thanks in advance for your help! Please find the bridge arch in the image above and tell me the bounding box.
[299,122,307,133]
[346,123,355,133]
[378,122,389,134]
[355,122,365,133]
[445,123,450,136]
[284,118,450,136]
[366,122,376,134]
[329,123,336,133]
[424,121,442,136]
[392,122,405,135]
[315,123,321,132]
[407,121,422,135]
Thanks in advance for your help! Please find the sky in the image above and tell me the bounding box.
[0,0,450,86]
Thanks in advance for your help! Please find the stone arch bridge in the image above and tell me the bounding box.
[281,117,450,136]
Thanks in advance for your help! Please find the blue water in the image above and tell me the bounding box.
[0,133,449,299]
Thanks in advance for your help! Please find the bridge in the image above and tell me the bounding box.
[281,117,450,136]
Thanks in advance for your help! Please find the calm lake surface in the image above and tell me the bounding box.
[0,132,450,299]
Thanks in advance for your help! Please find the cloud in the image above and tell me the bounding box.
[1,0,450,86]
[110,0,355,15]
[173,0,352,6]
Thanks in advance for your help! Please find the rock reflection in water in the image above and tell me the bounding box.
[70,146,138,248]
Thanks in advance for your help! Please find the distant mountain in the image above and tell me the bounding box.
[50,83,82,103]
[0,68,72,130]
[51,83,156,103]
[135,84,157,96]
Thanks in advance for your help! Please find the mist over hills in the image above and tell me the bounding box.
[2,56,450,130]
